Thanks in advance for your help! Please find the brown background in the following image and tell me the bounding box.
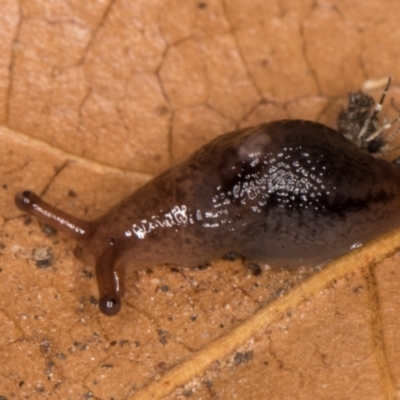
[2,0,400,399]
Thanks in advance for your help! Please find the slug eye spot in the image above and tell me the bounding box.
[15,190,35,211]
[99,295,121,316]
[22,190,32,200]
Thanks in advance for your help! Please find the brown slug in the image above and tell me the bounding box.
[15,79,400,316]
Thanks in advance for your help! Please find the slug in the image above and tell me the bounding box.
[15,80,400,316]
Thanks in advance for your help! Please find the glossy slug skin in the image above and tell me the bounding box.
[15,120,400,315]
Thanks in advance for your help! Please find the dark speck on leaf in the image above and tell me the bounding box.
[82,269,94,279]
[247,263,262,276]
[158,329,168,345]
[36,259,52,268]
[42,224,57,237]
[234,351,254,365]
[196,262,211,270]
[57,352,66,360]
[204,379,213,388]
[352,285,363,293]
[73,341,88,351]
[160,285,169,292]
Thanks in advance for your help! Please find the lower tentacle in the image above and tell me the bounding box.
[95,240,122,316]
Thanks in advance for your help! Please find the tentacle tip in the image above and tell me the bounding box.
[99,295,121,316]
[15,190,36,212]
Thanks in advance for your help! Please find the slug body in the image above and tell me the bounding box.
[15,120,400,315]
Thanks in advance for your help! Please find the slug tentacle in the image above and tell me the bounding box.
[95,239,122,316]
[15,190,93,241]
